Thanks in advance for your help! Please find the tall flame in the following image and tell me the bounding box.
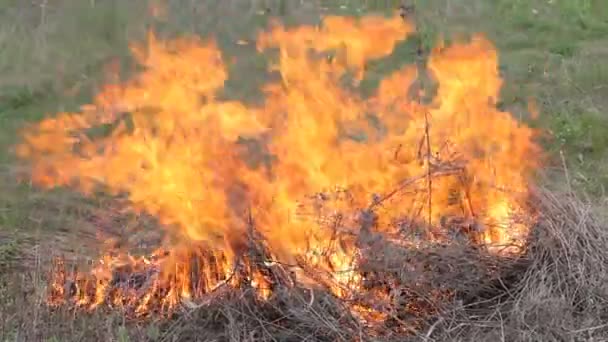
[16,14,540,315]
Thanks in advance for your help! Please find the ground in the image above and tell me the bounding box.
[0,0,607,341]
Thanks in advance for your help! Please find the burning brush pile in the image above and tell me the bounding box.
[14,13,557,339]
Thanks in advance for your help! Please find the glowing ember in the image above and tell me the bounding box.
[15,13,540,320]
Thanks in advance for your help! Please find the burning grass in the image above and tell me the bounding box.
[5,11,607,342]
[3,188,608,341]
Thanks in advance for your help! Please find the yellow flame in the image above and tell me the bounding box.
[18,14,540,316]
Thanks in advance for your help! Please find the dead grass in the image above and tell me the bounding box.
[2,187,608,341]
[426,187,608,341]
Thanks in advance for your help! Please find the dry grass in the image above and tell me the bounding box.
[2,186,608,341]
[426,187,608,341]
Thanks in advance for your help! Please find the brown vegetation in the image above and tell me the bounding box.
[2,187,607,341]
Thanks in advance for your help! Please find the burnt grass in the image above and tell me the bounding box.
[2,187,608,341]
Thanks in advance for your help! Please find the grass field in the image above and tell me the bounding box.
[1,0,607,341]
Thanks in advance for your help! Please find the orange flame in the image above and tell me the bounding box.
[17,14,540,316]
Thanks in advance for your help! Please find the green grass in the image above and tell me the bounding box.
[1,0,607,340]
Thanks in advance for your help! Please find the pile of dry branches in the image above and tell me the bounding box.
[153,187,608,341]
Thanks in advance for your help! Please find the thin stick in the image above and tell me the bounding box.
[369,165,463,209]
[424,316,444,340]
[560,150,572,194]
[459,171,476,217]
[247,206,255,277]
[424,110,433,228]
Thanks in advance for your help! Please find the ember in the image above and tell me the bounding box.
[16,12,540,330]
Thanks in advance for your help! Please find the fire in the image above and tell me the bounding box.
[15,13,540,319]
